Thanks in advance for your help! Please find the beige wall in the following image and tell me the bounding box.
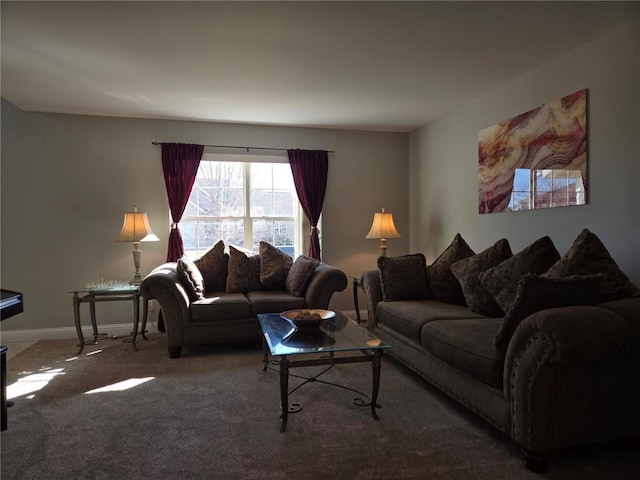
[1,102,409,335]
[409,22,640,286]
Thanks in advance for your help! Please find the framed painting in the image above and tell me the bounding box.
[478,89,588,214]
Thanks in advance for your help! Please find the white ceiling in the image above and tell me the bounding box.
[1,1,637,132]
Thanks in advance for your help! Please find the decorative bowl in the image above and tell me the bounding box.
[281,309,335,329]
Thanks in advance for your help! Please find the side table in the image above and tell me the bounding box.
[70,286,148,355]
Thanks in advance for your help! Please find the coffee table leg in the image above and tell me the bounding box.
[280,356,289,432]
[132,294,140,351]
[371,351,382,421]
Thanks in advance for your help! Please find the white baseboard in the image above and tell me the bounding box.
[0,322,158,343]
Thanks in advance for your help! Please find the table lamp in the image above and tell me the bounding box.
[365,208,401,257]
[115,206,159,284]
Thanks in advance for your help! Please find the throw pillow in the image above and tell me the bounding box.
[494,273,602,350]
[426,233,475,305]
[176,257,204,301]
[259,241,293,290]
[285,255,320,297]
[543,228,640,302]
[450,238,513,317]
[226,246,262,293]
[479,236,560,315]
[194,240,228,293]
[378,253,431,302]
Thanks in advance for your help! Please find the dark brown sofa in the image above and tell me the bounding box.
[362,229,640,471]
[141,241,348,358]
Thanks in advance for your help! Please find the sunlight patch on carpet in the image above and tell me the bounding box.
[7,367,65,400]
[84,377,155,394]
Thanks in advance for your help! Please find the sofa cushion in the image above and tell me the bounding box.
[194,240,228,293]
[285,255,320,297]
[259,241,293,290]
[494,274,603,350]
[426,233,475,305]
[543,228,640,302]
[246,290,307,316]
[176,257,204,301]
[190,292,252,322]
[226,246,263,293]
[377,300,486,344]
[421,318,505,388]
[450,238,512,317]
[479,236,560,314]
[378,253,431,301]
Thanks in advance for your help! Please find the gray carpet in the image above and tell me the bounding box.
[1,335,639,480]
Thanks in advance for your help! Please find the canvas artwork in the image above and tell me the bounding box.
[478,89,588,214]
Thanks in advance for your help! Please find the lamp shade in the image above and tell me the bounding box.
[365,208,401,240]
[115,206,159,243]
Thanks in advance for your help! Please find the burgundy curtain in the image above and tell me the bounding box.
[287,149,328,261]
[161,143,204,262]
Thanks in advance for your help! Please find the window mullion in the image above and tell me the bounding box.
[244,162,252,250]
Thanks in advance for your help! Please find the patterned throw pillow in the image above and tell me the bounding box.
[426,233,475,305]
[225,246,262,293]
[378,253,431,302]
[479,236,560,315]
[494,274,602,350]
[259,241,293,290]
[285,256,320,297]
[543,228,640,302]
[176,257,204,301]
[450,238,512,317]
[194,240,228,293]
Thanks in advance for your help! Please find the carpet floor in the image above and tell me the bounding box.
[1,334,639,480]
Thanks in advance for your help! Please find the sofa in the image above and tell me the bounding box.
[141,240,348,358]
[362,229,640,472]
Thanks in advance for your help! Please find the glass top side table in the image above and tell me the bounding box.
[70,285,148,355]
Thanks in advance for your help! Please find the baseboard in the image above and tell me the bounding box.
[0,322,158,343]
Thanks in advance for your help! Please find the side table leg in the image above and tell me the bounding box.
[370,351,382,421]
[353,278,361,323]
[132,294,140,351]
[280,356,289,432]
[141,299,149,340]
[89,298,99,341]
[73,293,85,355]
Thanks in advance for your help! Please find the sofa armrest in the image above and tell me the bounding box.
[304,263,348,309]
[140,263,191,348]
[361,269,382,329]
[504,304,640,452]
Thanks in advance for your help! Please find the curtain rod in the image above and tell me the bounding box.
[151,141,334,153]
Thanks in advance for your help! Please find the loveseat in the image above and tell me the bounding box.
[141,240,347,358]
[362,229,640,472]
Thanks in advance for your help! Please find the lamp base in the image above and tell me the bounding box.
[129,278,142,286]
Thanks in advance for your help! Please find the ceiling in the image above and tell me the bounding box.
[1,1,637,132]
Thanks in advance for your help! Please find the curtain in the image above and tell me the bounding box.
[159,143,203,332]
[287,149,328,261]
[161,143,204,262]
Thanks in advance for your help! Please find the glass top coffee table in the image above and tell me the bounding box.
[258,311,391,432]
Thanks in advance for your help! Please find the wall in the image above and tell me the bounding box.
[1,102,409,338]
[409,22,640,287]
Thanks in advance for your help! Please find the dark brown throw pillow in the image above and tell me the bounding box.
[494,274,602,350]
[194,240,228,293]
[176,257,204,301]
[378,253,431,302]
[426,233,475,305]
[479,236,560,315]
[543,228,640,302]
[285,255,320,297]
[259,241,293,290]
[450,238,513,317]
[226,246,262,293]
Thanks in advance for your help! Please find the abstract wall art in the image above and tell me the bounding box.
[478,89,588,214]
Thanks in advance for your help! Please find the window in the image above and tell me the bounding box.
[180,153,303,258]
[508,168,585,211]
